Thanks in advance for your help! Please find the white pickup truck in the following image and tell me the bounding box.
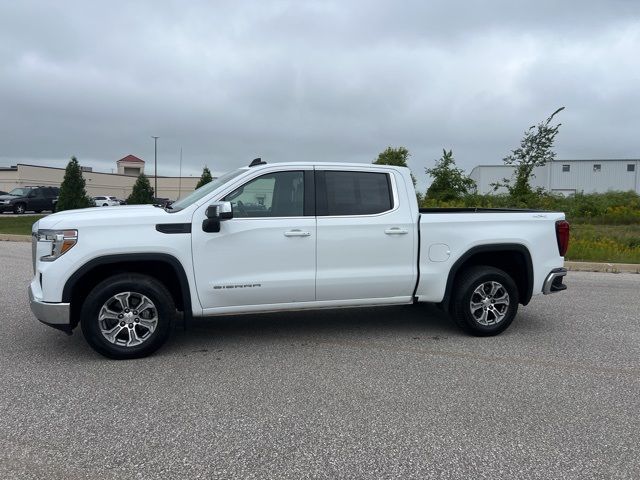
[29,160,569,359]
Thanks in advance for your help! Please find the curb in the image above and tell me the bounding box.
[0,234,31,243]
[564,261,640,274]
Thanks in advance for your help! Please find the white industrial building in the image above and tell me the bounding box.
[469,159,640,195]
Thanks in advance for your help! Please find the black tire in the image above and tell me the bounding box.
[80,273,176,359]
[450,266,519,336]
[13,203,26,214]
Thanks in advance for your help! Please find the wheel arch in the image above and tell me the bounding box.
[441,243,534,311]
[62,253,192,329]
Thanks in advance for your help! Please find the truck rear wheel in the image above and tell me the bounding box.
[80,273,176,359]
[451,266,519,336]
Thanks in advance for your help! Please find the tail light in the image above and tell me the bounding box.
[555,220,570,257]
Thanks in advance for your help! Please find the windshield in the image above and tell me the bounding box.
[170,168,247,212]
[7,188,31,196]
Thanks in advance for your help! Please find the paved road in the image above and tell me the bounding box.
[0,241,638,479]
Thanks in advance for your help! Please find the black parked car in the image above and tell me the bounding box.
[0,186,60,214]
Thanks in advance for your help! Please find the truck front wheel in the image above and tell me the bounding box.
[451,266,519,336]
[80,273,176,359]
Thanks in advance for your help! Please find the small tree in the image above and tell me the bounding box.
[127,173,155,204]
[496,107,565,197]
[196,166,213,189]
[374,146,417,186]
[56,156,92,212]
[426,149,476,201]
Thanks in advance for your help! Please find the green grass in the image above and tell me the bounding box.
[566,224,640,264]
[0,215,45,235]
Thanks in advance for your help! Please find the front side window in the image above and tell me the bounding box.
[223,171,304,218]
[8,188,30,196]
[322,171,392,216]
[170,168,247,212]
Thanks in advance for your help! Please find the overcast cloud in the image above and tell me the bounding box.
[1,0,639,190]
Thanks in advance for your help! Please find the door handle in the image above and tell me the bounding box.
[384,227,408,235]
[284,230,311,237]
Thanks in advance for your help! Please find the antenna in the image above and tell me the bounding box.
[249,157,266,167]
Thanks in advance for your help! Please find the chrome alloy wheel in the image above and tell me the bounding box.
[98,292,158,347]
[469,281,510,326]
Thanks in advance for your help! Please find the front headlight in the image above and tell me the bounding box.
[37,229,78,262]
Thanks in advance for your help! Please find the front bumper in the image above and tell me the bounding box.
[0,204,13,212]
[28,284,70,327]
[542,267,568,294]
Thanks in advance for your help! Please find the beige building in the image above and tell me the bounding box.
[0,155,217,200]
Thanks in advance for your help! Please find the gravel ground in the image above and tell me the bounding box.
[0,241,638,479]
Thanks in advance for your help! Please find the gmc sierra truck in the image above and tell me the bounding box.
[29,160,569,359]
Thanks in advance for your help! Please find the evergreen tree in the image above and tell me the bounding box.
[196,166,213,189]
[426,149,476,201]
[55,156,92,212]
[127,173,155,204]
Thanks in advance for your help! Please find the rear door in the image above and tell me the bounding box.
[29,188,48,211]
[315,167,416,301]
[44,188,58,210]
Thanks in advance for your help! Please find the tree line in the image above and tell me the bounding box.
[54,108,566,212]
[373,107,566,205]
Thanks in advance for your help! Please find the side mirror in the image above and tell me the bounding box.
[202,201,233,233]
[206,202,233,220]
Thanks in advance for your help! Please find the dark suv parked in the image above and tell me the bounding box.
[0,186,60,214]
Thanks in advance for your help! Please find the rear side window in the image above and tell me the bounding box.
[320,171,392,216]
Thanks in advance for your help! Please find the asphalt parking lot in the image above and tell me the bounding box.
[0,241,638,479]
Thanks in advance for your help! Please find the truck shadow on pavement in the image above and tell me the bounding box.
[44,304,543,360]
[162,304,460,355]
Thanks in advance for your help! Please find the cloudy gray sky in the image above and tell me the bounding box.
[1,0,639,190]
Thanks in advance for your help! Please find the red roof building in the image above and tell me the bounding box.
[117,154,145,176]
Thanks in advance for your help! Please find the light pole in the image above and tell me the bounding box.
[178,147,183,200]
[151,136,159,197]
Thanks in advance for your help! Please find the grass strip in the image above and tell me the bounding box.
[0,215,45,235]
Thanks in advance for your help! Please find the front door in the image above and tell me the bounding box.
[192,168,316,312]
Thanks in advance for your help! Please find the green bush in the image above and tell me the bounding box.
[421,190,640,225]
